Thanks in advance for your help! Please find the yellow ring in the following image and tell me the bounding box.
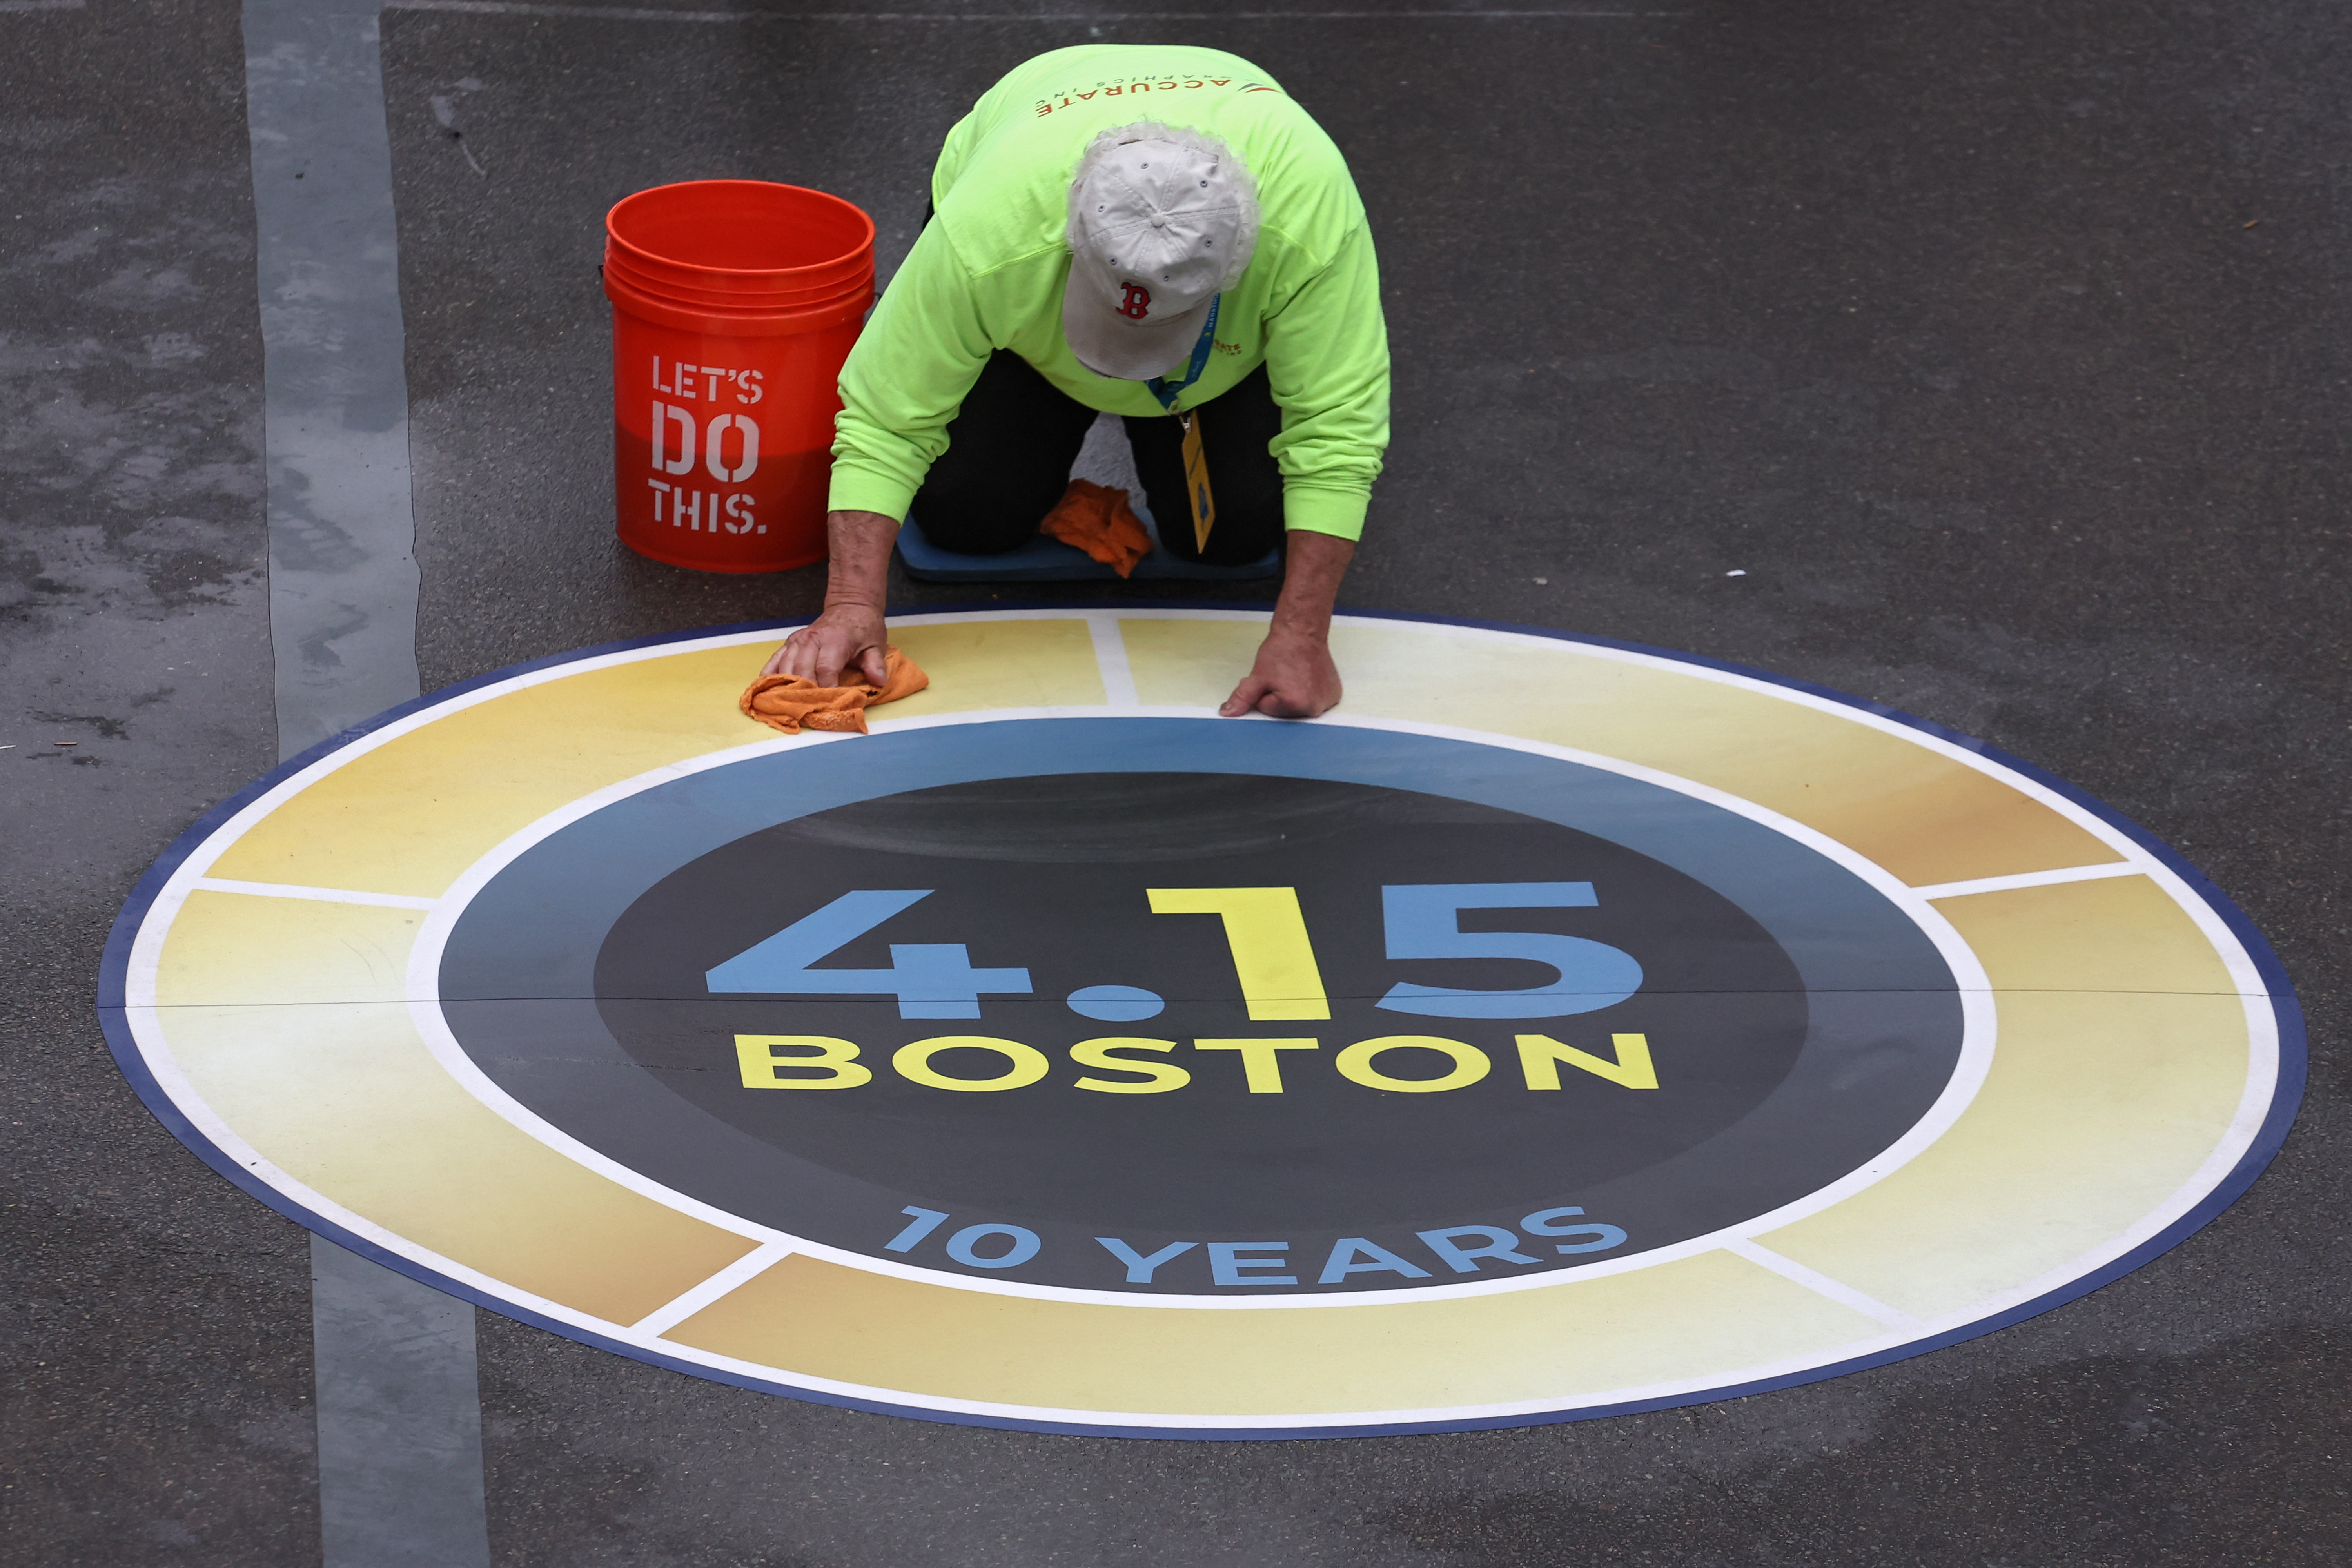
[108,608,2291,1436]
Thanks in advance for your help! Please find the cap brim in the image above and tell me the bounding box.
[1062,280,1213,382]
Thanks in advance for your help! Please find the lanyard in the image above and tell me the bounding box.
[1145,295,1221,411]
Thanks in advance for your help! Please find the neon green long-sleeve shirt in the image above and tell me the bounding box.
[828,45,1390,541]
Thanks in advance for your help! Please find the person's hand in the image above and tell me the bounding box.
[764,601,889,687]
[1218,528,1354,719]
[760,509,900,686]
[1220,626,1343,719]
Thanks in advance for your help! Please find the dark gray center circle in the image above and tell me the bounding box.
[597,773,1806,1228]
[438,719,1964,1296]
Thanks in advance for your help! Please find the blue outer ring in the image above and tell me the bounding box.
[94,604,2309,1441]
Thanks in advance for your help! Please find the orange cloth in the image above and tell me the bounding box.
[1039,478,1152,577]
[739,645,929,736]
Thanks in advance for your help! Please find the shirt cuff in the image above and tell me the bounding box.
[1280,485,1368,542]
[826,463,918,523]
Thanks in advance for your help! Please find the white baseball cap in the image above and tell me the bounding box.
[1063,122,1259,381]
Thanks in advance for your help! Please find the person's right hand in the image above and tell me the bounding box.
[764,601,889,687]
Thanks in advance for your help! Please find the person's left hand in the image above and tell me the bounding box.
[1220,627,1343,719]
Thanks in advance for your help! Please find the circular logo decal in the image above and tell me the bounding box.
[100,610,2301,1437]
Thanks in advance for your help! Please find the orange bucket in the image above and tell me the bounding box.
[603,180,874,572]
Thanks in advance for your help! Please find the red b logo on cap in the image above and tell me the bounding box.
[1117,282,1151,319]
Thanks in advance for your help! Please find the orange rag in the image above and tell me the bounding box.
[1039,478,1152,577]
[738,645,929,736]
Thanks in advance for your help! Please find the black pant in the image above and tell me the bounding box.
[911,350,1287,567]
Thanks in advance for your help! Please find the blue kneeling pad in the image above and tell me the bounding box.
[894,508,1281,583]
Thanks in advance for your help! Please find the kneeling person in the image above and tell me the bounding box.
[771,45,1390,719]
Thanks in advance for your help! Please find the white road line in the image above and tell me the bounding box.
[309,1238,488,1568]
[192,877,439,911]
[243,0,482,1557]
[1087,612,1140,708]
[0,0,87,13]
[631,1241,798,1337]
[1909,861,2143,901]
[385,2,1684,19]
[1723,1238,1921,1330]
